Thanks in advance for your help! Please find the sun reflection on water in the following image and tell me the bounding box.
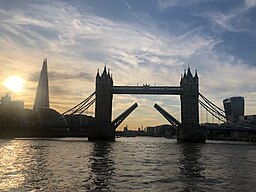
[0,140,26,191]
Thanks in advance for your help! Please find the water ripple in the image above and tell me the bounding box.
[0,137,256,191]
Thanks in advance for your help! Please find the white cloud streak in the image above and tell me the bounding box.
[0,0,255,129]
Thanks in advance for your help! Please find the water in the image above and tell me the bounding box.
[0,137,256,192]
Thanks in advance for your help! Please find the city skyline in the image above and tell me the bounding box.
[0,0,256,130]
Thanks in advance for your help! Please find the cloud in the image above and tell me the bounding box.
[245,0,256,8]
[50,85,71,96]
[50,71,93,81]
[158,0,222,9]
[0,0,256,129]
[197,0,256,34]
[28,71,93,82]
[124,0,132,10]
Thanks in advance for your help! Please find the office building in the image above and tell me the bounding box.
[223,96,244,123]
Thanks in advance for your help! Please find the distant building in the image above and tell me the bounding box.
[240,115,256,125]
[0,94,24,112]
[146,124,176,137]
[223,96,244,123]
[0,94,25,126]
[123,125,128,132]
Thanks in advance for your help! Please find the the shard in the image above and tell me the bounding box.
[33,58,50,110]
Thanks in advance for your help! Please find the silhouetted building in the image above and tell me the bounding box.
[223,96,244,123]
[32,58,67,127]
[240,115,256,124]
[0,94,24,112]
[123,125,128,132]
[33,58,49,110]
[35,107,67,126]
[146,124,176,137]
[0,95,25,126]
[64,114,94,126]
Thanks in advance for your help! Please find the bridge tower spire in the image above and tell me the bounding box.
[179,67,205,142]
[89,66,114,141]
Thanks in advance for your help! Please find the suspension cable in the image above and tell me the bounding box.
[78,98,96,115]
[62,92,95,115]
[199,94,251,129]
[198,99,226,123]
[199,93,226,118]
[199,93,225,113]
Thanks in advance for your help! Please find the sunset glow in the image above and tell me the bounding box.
[0,0,256,129]
[3,76,25,93]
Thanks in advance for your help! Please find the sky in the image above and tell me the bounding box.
[0,0,256,130]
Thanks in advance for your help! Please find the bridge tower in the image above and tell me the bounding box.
[179,67,205,142]
[88,66,114,141]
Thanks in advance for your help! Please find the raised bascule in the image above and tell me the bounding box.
[88,66,205,143]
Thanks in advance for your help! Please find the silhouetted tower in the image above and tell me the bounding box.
[89,66,114,141]
[179,67,205,142]
[33,58,49,110]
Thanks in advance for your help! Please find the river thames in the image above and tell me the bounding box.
[0,137,255,192]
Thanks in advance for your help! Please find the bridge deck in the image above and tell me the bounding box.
[112,86,183,95]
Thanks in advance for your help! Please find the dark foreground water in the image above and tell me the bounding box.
[0,137,256,192]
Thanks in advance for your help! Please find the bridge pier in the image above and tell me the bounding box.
[88,122,115,141]
[88,66,115,141]
[177,125,205,143]
[179,68,205,143]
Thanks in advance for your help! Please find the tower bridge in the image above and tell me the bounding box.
[89,65,205,143]
[32,59,255,141]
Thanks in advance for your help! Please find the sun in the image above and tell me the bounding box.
[3,76,25,93]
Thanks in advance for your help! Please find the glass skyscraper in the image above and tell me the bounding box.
[223,96,244,123]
